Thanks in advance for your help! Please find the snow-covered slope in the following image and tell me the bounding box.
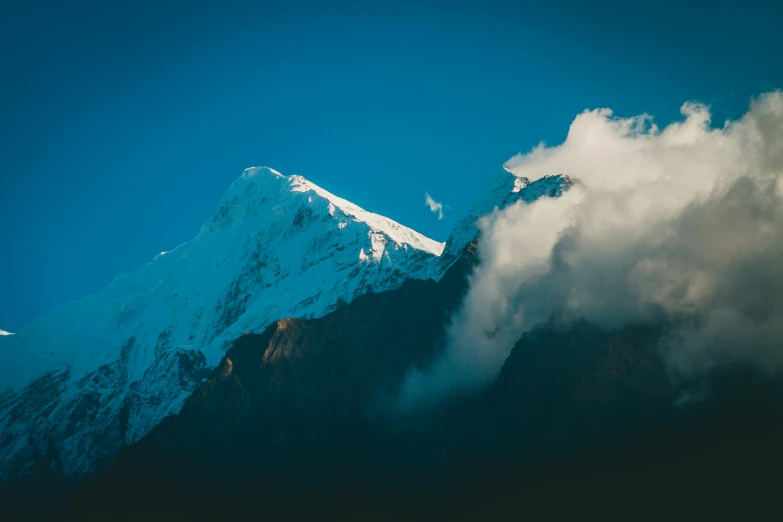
[429,168,572,277]
[0,167,444,479]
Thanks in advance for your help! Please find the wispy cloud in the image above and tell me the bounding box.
[425,193,446,220]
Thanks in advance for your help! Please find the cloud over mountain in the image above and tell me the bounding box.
[399,92,783,409]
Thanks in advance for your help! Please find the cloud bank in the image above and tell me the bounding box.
[425,192,446,220]
[399,92,783,410]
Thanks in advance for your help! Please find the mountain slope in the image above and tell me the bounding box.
[62,246,783,522]
[429,169,571,277]
[60,243,481,522]
[0,163,571,485]
[0,167,444,479]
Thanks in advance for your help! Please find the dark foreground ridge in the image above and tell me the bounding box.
[4,243,783,520]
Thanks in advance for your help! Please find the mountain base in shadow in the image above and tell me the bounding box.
[5,243,783,521]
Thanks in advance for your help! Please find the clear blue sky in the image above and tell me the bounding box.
[2,0,782,332]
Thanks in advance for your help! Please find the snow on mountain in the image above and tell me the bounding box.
[428,168,572,277]
[0,163,571,482]
[0,167,444,479]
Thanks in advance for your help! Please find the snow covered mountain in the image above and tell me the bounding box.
[0,167,444,479]
[0,164,571,481]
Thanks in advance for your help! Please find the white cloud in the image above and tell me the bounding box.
[399,92,783,410]
[425,193,445,220]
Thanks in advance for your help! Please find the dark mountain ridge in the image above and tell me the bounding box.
[36,243,783,521]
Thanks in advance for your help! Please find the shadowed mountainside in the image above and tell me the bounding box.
[49,242,783,521]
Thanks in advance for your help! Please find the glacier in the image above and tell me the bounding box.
[0,165,570,480]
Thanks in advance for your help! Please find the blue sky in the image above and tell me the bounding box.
[2,0,782,332]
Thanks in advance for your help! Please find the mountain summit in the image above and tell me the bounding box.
[0,164,570,482]
[209,167,444,256]
[0,167,445,479]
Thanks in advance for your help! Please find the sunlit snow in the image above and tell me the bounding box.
[0,166,447,479]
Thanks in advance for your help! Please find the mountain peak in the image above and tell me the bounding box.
[208,166,444,256]
[0,166,446,479]
[0,161,572,481]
